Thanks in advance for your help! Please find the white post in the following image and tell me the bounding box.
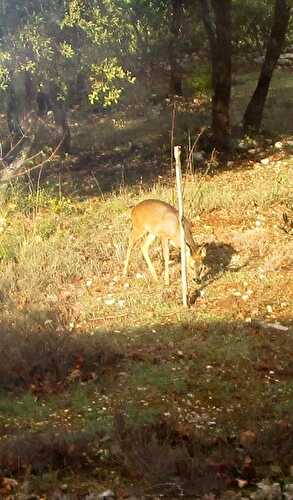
[174,145,188,307]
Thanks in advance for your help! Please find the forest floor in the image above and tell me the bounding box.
[0,68,292,499]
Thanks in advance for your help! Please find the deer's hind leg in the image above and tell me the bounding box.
[123,228,144,277]
[141,233,158,281]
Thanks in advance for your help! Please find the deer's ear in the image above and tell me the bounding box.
[198,244,207,258]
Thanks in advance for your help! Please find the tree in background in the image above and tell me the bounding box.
[0,0,135,160]
[169,0,184,95]
[243,0,292,133]
[0,0,292,160]
[199,0,232,151]
[232,0,273,56]
[0,0,75,153]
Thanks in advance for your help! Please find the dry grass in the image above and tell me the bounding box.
[0,150,292,332]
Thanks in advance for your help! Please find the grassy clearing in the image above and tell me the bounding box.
[0,69,292,496]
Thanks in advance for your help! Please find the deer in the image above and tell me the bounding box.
[123,199,205,285]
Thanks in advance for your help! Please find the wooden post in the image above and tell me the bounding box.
[174,145,188,307]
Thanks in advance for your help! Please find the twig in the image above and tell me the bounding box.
[145,481,184,497]
[0,134,27,163]
[88,313,129,322]
[186,126,206,176]
[170,101,176,175]
[91,172,105,200]
[2,136,64,181]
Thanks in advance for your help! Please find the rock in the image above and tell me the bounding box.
[274,141,283,149]
[284,484,293,500]
[271,483,282,499]
[278,59,291,66]
[98,490,115,500]
[254,56,265,64]
[250,490,267,500]
[237,140,250,150]
[280,53,293,60]
[251,481,282,500]
[260,158,270,165]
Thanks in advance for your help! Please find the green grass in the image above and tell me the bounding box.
[0,392,51,420]
[130,362,188,393]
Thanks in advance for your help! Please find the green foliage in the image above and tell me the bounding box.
[233,0,274,54]
[18,16,54,61]
[0,0,136,107]
[131,363,188,393]
[0,391,50,419]
[0,52,10,90]
[59,41,75,59]
[11,188,76,216]
[62,0,138,104]
[186,65,212,97]
[89,58,135,106]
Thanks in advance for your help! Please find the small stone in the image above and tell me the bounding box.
[271,483,282,500]
[98,490,115,500]
[284,483,293,500]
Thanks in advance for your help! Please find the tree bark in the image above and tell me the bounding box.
[169,0,184,96]
[200,0,232,151]
[6,72,35,143]
[6,84,24,141]
[243,0,291,133]
[47,82,71,153]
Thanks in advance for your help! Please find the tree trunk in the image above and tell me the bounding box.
[51,101,71,153]
[243,0,291,133]
[169,0,184,96]
[6,72,35,143]
[6,84,24,142]
[48,82,71,153]
[200,0,232,151]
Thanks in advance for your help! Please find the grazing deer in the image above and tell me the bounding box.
[123,199,205,285]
